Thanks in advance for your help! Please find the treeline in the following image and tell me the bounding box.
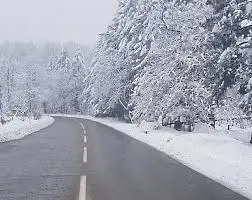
[81,0,252,126]
[0,42,91,122]
[1,0,252,129]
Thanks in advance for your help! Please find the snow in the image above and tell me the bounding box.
[212,23,220,33]
[246,2,252,14]
[247,77,252,90]
[0,116,55,143]
[240,19,252,28]
[52,114,252,200]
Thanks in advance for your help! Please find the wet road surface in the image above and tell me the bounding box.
[0,117,82,200]
[0,117,249,200]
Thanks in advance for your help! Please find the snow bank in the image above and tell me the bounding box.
[52,114,252,199]
[0,116,55,143]
[195,122,252,143]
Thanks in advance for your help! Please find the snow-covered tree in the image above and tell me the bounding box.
[240,77,252,115]
[129,0,213,123]
[0,42,91,119]
[81,42,131,118]
[45,46,91,114]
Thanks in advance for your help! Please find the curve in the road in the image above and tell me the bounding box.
[0,117,249,200]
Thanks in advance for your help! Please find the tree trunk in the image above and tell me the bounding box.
[174,119,183,131]
[188,122,193,132]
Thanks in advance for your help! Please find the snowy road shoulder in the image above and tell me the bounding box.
[0,116,55,143]
[52,114,252,200]
[94,118,252,200]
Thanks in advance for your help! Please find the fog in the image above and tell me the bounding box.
[0,0,118,46]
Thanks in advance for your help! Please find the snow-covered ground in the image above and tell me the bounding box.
[52,114,252,199]
[0,116,55,143]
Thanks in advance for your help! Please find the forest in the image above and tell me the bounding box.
[1,0,252,131]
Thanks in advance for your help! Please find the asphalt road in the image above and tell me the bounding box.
[0,117,249,200]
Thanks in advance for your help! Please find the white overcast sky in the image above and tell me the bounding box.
[0,0,118,46]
